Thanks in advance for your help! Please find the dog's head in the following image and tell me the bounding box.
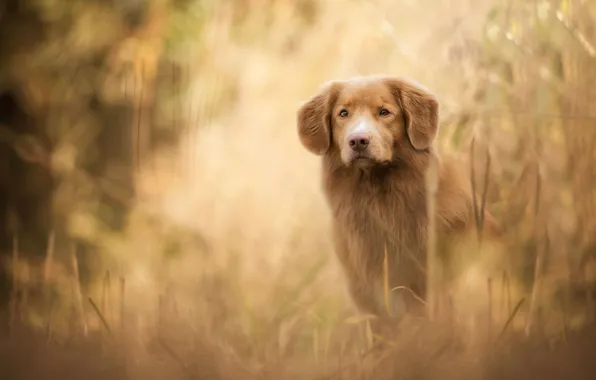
[297,76,439,168]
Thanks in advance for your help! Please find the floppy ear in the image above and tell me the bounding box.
[297,82,340,156]
[386,78,439,151]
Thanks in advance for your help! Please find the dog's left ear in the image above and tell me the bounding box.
[386,78,439,151]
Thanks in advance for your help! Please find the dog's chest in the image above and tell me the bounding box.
[326,178,428,279]
[340,192,424,246]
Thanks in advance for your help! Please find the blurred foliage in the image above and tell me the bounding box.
[1,0,596,378]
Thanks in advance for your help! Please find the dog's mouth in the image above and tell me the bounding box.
[347,153,394,170]
[349,154,376,168]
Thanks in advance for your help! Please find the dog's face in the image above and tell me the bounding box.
[297,76,439,168]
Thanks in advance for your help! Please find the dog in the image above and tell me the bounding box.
[296,75,503,339]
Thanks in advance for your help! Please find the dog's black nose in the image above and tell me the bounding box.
[348,133,370,152]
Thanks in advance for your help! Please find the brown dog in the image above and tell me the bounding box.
[296,75,502,337]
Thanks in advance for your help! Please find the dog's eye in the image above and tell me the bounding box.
[379,108,391,116]
[339,109,349,118]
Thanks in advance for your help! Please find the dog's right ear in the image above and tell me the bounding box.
[297,81,340,156]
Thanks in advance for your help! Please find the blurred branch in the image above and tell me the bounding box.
[0,123,134,206]
[0,123,50,166]
[556,11,596,58]
[451,110,596,120]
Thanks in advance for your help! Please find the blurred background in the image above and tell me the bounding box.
[1,0,596,379]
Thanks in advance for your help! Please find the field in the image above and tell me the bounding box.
[1,0,596,379]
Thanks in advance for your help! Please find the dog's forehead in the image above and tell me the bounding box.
[337,79,395,105]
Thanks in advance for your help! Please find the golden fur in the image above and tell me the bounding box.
[296,75,502,332]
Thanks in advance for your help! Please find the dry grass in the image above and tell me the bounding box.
[2,0,596,378]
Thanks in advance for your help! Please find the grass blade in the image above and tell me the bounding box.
[496,297,525,341]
